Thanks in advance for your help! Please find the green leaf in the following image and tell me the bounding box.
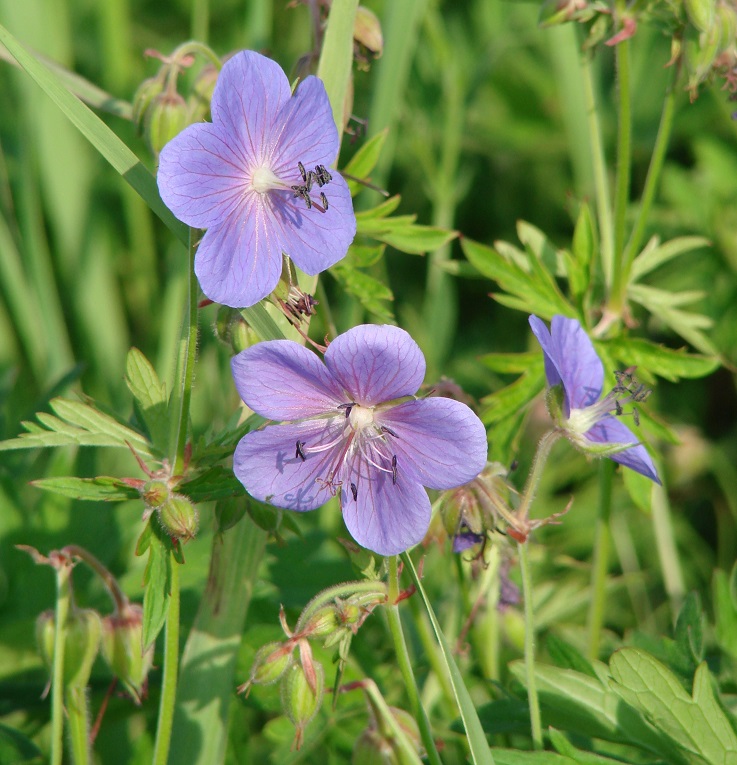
[546,634,597,678]
[622,468,655,514]
[347,243,386,268]
[142,529,172,650]
[178,466,244,503]
[355,195,402,219]
[0,24,187,246]
[240,303,287,342]
[674,593,704,664]
[0,721,43,763]
[603,337,719,382]
[490,752,575,765]
[30,476,140,502]
[630,236,711,281]
[507,661,688,762]
[126,347,169,452]
[713,567,737,661]
[462,237,573,320]
[402,554,496,765]
[478,352,540,374]
[343,129,388,195]
[479,361,545,425]
[567,203,595,303]
[0,397,151,455]
[330,262,395,322]
[548,729,637,764]
[357,214,457,254]
[609,649,737,765]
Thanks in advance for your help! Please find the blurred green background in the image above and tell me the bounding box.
[1,0,737,762]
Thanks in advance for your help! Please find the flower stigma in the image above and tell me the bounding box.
[349,404,374,432]
[250,166,285,194]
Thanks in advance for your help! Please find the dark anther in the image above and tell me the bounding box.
[314,164,332,187]
[320,192,328,211]
[350,482,358,501]
[295,441,306,461]
[391,455,397,485]
[510,459,519,472]
[633,408,640,426]
[338,402,355,418]
[615,400,623,416]
[298,161,307,182]
[380,425,398,438]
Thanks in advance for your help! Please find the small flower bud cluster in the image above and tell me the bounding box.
[132,45,220,159]
[132,477,199,543]
[240,580,387,748]
[101,603,153,705]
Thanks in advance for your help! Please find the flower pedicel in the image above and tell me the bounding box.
[231,324,488,556]
[157,50,356,308]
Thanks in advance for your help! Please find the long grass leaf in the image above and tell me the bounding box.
[402,553,495,765]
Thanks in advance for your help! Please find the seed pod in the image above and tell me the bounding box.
[280,660,324,748]
[684,0,716,34]
[37,607,102,688]
[142,479,169,510]
[354,6,383,58]
[249,641,293,686]
[101,603,153,704]
[157,493,199,541]
[132,76,165,130]
[145,91,189,159]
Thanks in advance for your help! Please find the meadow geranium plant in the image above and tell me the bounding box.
[529,315,660,482]
[157,50,356,307]
[231,324,488,555]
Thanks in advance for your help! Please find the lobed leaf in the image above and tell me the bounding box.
[603,337,719,382]
[609,649,737,765]
[126,347,169,452]
[343,129,389,195]
[30,476,140,502]
[630,236,711,281]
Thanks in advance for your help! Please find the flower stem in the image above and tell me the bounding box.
[62,545,127,613]
[65,686,91,765]
[620,67,678,285]
[579,45,613,286]
[170,227,200,475]
[386,557,442,765]
[608,14,632,314]
[586,460,614,662]
[515,430,560,527]
[152,558,180,765]
[518,540,543,750]
[50,561,72,765]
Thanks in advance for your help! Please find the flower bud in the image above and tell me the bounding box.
[249,641,293,686]
[156,493,199,541]
[684,0,715,34]
[146,91,189,159]
[353,729,398,765]
[214,306,260,354]
[36,607,102,687]
[132,76,165,130]
[280,659,324,748]
[142,479,169,510]
[187,64,218,123]
[101,603,153,704]
[354,6,383,58]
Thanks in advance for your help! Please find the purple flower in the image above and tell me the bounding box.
[529,315,660,483]
[157,50,356,308]
[231,325,489,555]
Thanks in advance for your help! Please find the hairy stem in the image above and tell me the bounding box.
[386,557,442,765]
[586,460,614,661]
[518,541,543,750]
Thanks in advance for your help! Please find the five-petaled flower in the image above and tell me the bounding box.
[157,50,356,308]
[529,315,660,483]
[231,325,489,555]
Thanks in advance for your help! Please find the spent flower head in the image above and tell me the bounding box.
[157,50,356,307]
[529,315,660,483]
[231,324,488,555]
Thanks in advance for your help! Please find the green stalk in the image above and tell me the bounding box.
[621,69,678,278]
[579,47,614,286]
[191,0,209,42]
[65,686,91,765]
[50,561,72,765]
[515,430,560,527]
[152,559,180,765]
[386,557,442,765]
[518,541,543,751]
[586,460,614,661]
[316,0,359,144]
[651,482,685,616]
[608,24,632,313]
[169,227,200,475]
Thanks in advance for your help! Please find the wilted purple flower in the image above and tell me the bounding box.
[529,315,660,483]
[231,325,488,555]
[157,50,356,308]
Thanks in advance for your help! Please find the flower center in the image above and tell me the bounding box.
[349,405,374,431]
[250,166,283,194]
